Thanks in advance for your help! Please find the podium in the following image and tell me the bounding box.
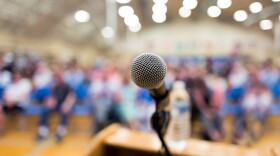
[83,124,261,156]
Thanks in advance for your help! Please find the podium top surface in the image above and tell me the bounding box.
[105,127,261,156]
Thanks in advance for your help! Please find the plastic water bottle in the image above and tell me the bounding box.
[168,81,191,149]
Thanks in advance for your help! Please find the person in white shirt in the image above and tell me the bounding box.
[241,83,272,140]
[228,62,248,89]
[3,72,32,109]
[0,71,32,133]
[32,62,53,103]
[259,60,279,90]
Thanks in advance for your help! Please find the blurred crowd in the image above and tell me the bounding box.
[0,52,279,144]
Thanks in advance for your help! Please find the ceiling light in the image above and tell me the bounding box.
[129,23,141,32]
[207,6,221,18]
[152,13,166,23]
[183,0,198,10]
[249,2,262,13]
[217,0,232,9]
[234,10,248,22]
[124,14,139,26]
[260,20,273,30]
[74,10,90,23]
[118,6,134,18]
[101,27,115,39]
[116,0,131,4]
[152,4,167,14]
[153,0,168,4]
[179,7,191,18]
[272,0,280,2]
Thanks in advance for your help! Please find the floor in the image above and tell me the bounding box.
[0,115,279,156]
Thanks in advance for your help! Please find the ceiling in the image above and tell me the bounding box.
[0,0,279,49]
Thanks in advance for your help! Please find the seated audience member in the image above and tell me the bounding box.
[64,60,84,89]
[225,62,248,143]
[3,72,32,109]
[227,62,248,103]
[37,71,76,142]
[0,71,32,132]
[0,68,12,98]
[32,62,53,103]
[64,59,86,103]
[239,83,272,142]
[0,68,12,133]
[259,60,279,91]
[272,80,280,103]
[0,105,3,134]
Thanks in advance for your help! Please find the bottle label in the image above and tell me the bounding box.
[170,99,191,141]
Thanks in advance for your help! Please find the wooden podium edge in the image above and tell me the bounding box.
[83,124,121,156]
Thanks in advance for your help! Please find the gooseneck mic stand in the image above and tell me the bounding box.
[151,110,171,156]
[150,88,172,156]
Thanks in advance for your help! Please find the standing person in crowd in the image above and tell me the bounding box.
[89,68,116,134]
[137,88,154,131]
[185,68,223,141]
[117,74,139,130]
[206,73,227,139]
[37,70,76,142]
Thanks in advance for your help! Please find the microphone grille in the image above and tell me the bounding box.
[131,53,167,89]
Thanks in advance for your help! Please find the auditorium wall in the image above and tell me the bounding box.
[115,19,276,59]
[0,19,277,64]
[0,31,97,66]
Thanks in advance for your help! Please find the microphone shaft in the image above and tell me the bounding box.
[149,82,170,112]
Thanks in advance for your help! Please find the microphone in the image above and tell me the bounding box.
[130,53,170,112]
[130,53,172,156]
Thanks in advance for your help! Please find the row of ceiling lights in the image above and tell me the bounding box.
[152,0,168,23]
[118,6,141,32]
[73,0,280,35]
[74,10,117,38]
[118,0,279,31]
[116,0,141,32]
[179,0,197,18]
[232,0,278,30]
[179,0,279,31]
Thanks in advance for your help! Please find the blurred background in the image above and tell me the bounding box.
[0,0,279,155]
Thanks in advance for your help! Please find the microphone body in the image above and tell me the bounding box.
[130,53,172,156]
[130,53,170,112]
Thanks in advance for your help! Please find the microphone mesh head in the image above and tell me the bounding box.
[131,53,167,89]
